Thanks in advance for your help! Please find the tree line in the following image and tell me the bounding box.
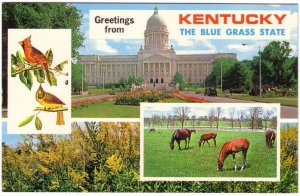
[145,107,277,130]
[206,41,297,92]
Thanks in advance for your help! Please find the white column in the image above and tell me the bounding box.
[164,62,166,76]
[159,63,161,76]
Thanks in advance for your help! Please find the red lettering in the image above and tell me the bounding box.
[260,14,272,24]
[179,14,191,24]
[219,14,231,24]
[193,14,204,24]
[246,14,258,24]
[274,14,286,24]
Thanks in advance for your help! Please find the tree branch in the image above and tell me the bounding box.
[34,107,68,112]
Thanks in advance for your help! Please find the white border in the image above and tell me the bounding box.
[0,0,299,194]
[140,102,281,181]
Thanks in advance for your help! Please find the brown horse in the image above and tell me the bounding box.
[217,138,250,171]
[198,133,217,147]
[169,129,193,150]
[149,128,156,132]
[265,130,276,148]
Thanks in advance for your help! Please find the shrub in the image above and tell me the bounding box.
[285,88,297,97]
[262,92,278,98]
[115,91,170,105]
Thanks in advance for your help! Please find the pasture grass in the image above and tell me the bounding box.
[143,130,277,178]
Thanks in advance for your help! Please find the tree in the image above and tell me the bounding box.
[216,107,222,128]
[223,62,252,92]
[172,71,184,84]
[206,57,236,88]
[2,3,85,107]
[263,110,274,130]
[72,64,88,94]
[236,110,245,129]
[208,108,216,128]
[191,115,197,129]
[174,107,190,129]
[118,76,127,88]
[252,41,297,88]
[228,108,235,128]
[249,107,263,130]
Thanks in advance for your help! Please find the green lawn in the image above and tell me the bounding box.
[219,93,297,107]
[72,97,187,118]
[144,130,277,178]
[72,88,122,99]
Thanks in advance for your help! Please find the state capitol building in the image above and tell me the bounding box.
[78,8,236,89]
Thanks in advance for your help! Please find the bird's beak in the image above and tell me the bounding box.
[18,41,22,45]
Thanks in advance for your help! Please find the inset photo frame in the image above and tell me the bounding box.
[140,103,280,181]
[7,29,71,134]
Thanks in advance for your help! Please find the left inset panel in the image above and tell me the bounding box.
[8,29,71,134]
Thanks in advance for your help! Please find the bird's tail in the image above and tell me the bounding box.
[56,111,65,125]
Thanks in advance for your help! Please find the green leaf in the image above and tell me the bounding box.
[18,115,34,127]
[34,69,45,83]
[45,49,53,67]
[11,54,17,66]
[49,71,57,86]
[35,116,42,130]
[19,70,33,90]
[11,66,16,77]
[16,51,24,64]
[54,60,68,72]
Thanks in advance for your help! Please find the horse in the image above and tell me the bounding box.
[265,129,276,148]
[217,138,250,171]
[149,128,156,132]
[169,129,193,150]
[198,133,217,147]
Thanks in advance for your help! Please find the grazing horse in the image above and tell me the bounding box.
[265,130,276,148]
[198,133,217,147]
[169,129,193,150]
[149,128,156,132]
[217,138,250,171]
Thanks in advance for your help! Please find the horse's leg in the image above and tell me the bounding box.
[177,140,181,150]
[232,153,237,171]
[207,140,210,147]
[187,137,190,149]
[213,138,216,147]
[241,150,248,171]
[266,137,268,147]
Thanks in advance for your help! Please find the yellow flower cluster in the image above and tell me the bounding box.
[106,154,123,174]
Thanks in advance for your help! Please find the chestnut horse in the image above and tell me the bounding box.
[217,138,250,171]
[265,130,276,148]
[169,129,194,150]
[198,133,217,147]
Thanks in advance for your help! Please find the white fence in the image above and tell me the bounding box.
[144,126,266,132]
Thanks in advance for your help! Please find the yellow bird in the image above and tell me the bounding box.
[35,84,65,125]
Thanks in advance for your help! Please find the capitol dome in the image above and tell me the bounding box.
[146,7,167,27]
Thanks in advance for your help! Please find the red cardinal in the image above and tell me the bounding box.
[19,35,53,86]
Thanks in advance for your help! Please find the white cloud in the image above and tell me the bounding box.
[200,39,217,51]
[269,5,281,7]
[92,39,118,54]
[174,39,195,47]
[227,44,257,52]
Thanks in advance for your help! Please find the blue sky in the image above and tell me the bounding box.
[73,3,298,60]
[2,122,22,148]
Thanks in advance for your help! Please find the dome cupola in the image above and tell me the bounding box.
[144,7,170,51]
